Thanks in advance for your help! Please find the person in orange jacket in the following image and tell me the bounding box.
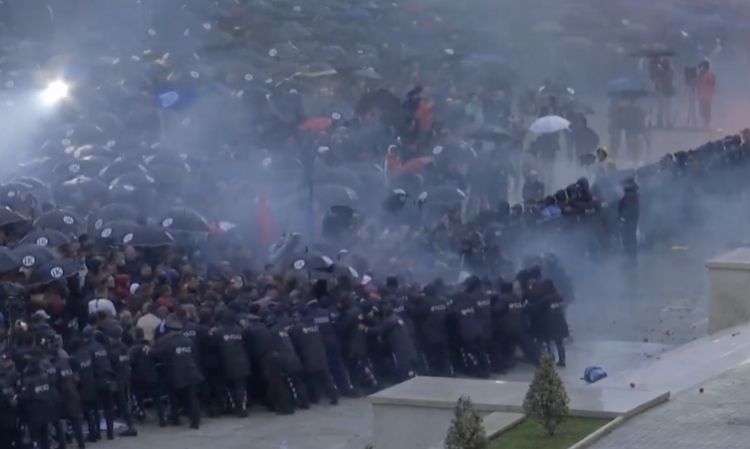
[696,59,716,129]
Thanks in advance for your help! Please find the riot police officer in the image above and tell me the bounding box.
[18,358,58,449]
[214,310,251,417]
[0,353,19,449]
[152,318,202,429]
[102,324,137,436]
[289,308,339,405]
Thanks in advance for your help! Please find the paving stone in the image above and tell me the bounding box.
[590,362,750,449]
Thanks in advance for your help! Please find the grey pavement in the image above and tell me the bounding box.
[106,399,372,449]
[589,361,750,449]
[100,338,666,449]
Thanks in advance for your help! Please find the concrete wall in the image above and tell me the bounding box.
[372,403,489,449]
[707,248,750,334]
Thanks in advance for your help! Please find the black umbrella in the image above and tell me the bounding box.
[20,229,72,248]
[288,253,334,271]
[606,78,650,99]
[12,176,47,190]
[0,181,34,201]
[0,206,29,227]
[99,159,148,180]
[144,152,191,167]
[53,157,109,178]
[109,172,156,191]
[0,247,21,272]
[28,259,80,286]
[157,207,211,232]
[96,220,139,242]
[70,144,116,159]
[12,244,59,269]
[119,226,175,248]
[33,209,85,235]
[54,176,109,207]
[331,261,360,279]
[88,203,139,232]
[355,88,402,123]
[314,184,360,209]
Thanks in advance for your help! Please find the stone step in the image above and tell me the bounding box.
[483,412,525,438]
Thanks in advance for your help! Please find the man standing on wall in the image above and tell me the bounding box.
[696,60,716,130]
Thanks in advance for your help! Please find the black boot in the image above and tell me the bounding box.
[119,428,138,437]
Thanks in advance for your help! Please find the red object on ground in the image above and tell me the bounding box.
[299,117,332,132]
[256,194,278,247]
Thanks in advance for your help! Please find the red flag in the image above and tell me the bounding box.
[256,195,278,247]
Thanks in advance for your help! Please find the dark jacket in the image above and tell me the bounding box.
[537,281,569,341]
[449,293,481,342]
[289,316,329,372]
[334,305,369,359]
[129,340,159,385]
[18,368,59,426]
[412,294,449,346]
[52,355,83,419]
[152,331,203,389]
[369,313,418,367]
[106,340,131,387]
[214,323,252,380]
[492,293,527,337]
[268,322,303,374]
[70,347,98,402]
[87,336,114,391]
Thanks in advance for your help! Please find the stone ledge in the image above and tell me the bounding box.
[482,412,525,439]
[370,377,670,419]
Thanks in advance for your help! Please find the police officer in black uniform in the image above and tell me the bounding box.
[48,337,86,449]
[68,336,100,440]
[129,327,167,426]
[619,177,640,263]
[102,323,137,436]
[335,294,378,393]
[449,278,489,378]
[308,295,353,396]
[538,280,569,367]
[0,353,20,449]
[152,317,202,429]
[412,284,452,376]
[268,316,310,411]
[215,310,251,417]
[242,312,289,414]
[18,357,58,449]
[366,304,418,382]
[195,308,222,416]
[289,308,339,405]
[86,330,116,441]
[493,282,538,368]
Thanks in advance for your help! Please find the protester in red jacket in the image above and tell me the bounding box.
[696,60,716,129]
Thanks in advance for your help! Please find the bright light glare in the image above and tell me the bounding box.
[40,80,69,105]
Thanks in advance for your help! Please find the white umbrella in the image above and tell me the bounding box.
[529,115,570,134]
